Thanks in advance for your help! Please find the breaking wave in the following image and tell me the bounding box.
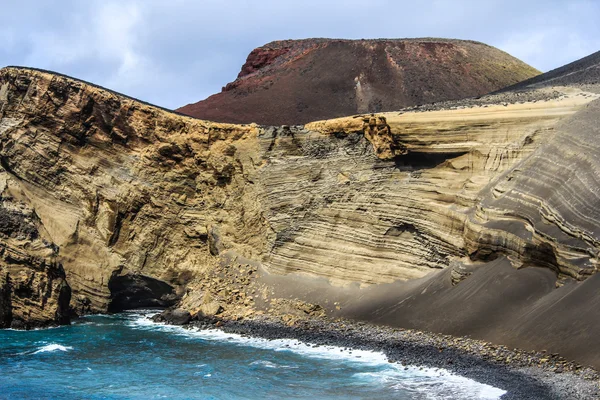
[32,343,73,354]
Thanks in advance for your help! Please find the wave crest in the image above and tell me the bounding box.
[33,344,73,354]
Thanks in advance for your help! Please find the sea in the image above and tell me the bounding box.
[0,311,506,399]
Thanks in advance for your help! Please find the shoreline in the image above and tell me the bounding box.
[4,309,600,398]
[187,314,600,400]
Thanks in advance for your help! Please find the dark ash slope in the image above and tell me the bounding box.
[500,50,600,90]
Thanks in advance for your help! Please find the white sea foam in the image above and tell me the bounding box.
[126,313,387,364]
[6,324,63,332]
[354,369,506,399]
[250,360,299,369]
[250,360,279,368]
[125,311,506,399]
[33,343,73,354]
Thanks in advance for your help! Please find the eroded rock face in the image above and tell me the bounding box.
[0,169,71,328]
[465,98,600,280]
[0,244,71,329]
[269,94,600,284]
[3,65,600,369]
[0,67,271,319]
[177,38,540,125]
[1,67,599,308]
[0,270,11,327]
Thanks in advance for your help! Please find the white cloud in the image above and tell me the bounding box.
[1,0,599,107]
[93,2,155,90]
[23,1,153,90]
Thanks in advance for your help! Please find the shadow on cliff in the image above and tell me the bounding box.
[392,151,469,170]
[107,272,179,312]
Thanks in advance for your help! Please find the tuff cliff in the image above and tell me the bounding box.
[0,66,266,323]
[177,38,540,125]
[0,165,71,328]
[2,63,600,368]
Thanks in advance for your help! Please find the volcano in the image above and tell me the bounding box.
[177,38,540,125]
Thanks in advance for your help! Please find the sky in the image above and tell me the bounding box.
[1,0,599,110]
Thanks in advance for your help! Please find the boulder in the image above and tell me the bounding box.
[152,308,191,325]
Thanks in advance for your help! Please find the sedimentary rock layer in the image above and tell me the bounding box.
[177,38,540,125]
[465,98,600,280]
[0,67,266,320]
[3,64,600,370]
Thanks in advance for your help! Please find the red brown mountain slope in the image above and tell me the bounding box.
[177,38,540,125]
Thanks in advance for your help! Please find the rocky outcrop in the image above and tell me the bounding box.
[0,240,71,329]
[0,269,11,327]
[3,61,600,367]
[177,38,540,125]
[264,93,598,284]
[0,247,71,329]
[152,308,191,325]
[0,66,267,318]
[0,168,71,328]
[0,67,597,302]
[464,97,600,280]
[234,46,291,80]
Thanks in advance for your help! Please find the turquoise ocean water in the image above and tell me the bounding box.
[0,311,505,399]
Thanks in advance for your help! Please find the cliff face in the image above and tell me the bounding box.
[177,38,540,125]
[258,97,586,284]
[0,167,71,328]
[465,98,600,280]
[2,64,600,367]
[0,244,70,329]
[0,67,267,321]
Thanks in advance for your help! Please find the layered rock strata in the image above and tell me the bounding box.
[3,65,600,368]
[0,67,267,320]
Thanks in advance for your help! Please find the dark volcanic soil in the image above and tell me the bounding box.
[405,49,600,113]
[252,254,600,374]
[177,38,539,125]
[501,50,600,91]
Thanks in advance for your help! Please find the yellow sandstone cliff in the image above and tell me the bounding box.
[2,66,600,368]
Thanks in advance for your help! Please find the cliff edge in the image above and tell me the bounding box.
[2,51,600,369]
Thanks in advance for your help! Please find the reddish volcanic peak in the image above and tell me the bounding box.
[178,38,540,126]
[236,47,291,80]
